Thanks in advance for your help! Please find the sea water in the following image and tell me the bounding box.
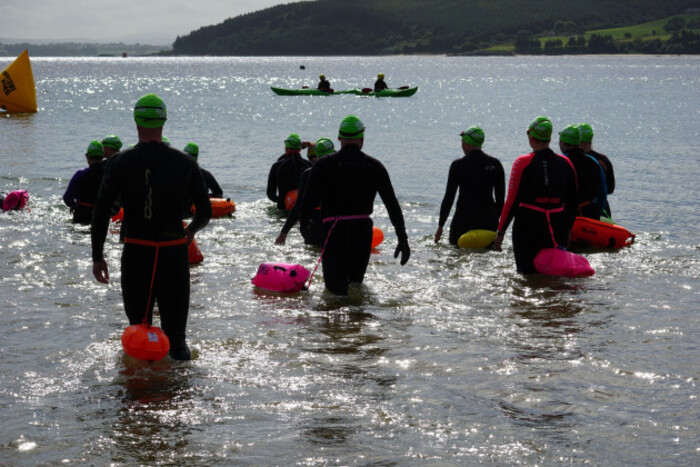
[0,55,698,465]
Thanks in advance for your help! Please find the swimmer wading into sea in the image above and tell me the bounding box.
[91,93,212,360]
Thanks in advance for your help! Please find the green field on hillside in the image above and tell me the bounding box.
[537,14,700,46]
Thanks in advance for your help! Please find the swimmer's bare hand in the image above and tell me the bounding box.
[93,260,110,284]
[493,232,504,252]
[434,226,443,243]
[275,232,287,245]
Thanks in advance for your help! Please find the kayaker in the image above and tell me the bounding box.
[374,73,388,92]
[276,137,335,247]
[91,93,212,361]
[101,134,122,159]
[275,133,311,212]
[63,140,105,225]
[558,124,607,220]
[183,142,223,198]
[434,126,505,246]
[493,116,578,274]
[299,115,410,295]
[317,74,331,92]
[579,123,615,217]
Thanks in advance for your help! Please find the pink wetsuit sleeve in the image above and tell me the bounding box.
[497,153,533,233]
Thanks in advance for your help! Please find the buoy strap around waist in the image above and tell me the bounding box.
[322,214,370,223]
[124,237,188,247]
[76,201,95,208]
[519,203,564,247]
[519,203,564,214]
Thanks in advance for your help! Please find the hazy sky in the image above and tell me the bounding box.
[3,0,304,44]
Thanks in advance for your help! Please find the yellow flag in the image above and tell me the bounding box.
[1,49,38,113]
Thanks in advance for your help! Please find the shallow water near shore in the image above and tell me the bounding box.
[0,55,698,465]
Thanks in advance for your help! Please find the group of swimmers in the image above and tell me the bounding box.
[270,116,614,277]
[317,73,389,93]
[50,90,616,361]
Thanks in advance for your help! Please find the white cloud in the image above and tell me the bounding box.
[2,0,303,44]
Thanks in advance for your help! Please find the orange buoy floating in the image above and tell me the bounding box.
[121,323,170,361]
[284,189,299,211]
[210,197,235,217]
[371,226,384,249]
[188,237,203,264]
[570,217,635,248]
[191,197,236,218]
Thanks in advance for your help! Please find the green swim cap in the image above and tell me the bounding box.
[578,123,594,143]
[338,115,365,139]
[461,126,485,147]
[133,93,167,128]
[527,116,552,141]
[559,124,581,146]
[285,133,302,149]
[183,142,199,159]
[314,137,335,157]
[101,134,122,150]
[86,140,104,158]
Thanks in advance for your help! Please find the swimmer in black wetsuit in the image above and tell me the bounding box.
[434,126,505,246]
[267,134,304,210]
[299,115,410,295]
[494,116,578,274]
[579,123,615,218]
[276,134,311,211]
[374,73,388,92]
[558,124,607,220]
[63,140,105,225]
[267,133,309,210]
[183,142,223,198]
[91,93,211,361]
[275,137,335,247]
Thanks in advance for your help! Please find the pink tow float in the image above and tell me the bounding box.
[252,262,310,293]
[1,190,29,211]
[534,247,595,278]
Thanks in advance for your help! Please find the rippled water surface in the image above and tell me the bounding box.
[1,55,699,465]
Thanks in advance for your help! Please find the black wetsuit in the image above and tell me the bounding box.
[317,79,331,92]
[281,167,324,246]
[498,148,578,274]
[267,154,287,209]
[300,144,408,295]
[200,168,223,198]
[438,149,505,245]
[91,142,211,358]
[63,161,104,225]
[276,152,311,211]
[374,79,388,92]
[563,148,607,220]
[587,149,615,217]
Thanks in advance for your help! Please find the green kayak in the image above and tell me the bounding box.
[349,87,418,97]
[271,86,418,97]
[270,87,356,96]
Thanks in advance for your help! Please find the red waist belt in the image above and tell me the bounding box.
[124,237,188,247]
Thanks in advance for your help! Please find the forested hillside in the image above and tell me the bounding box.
[172,0,700,55]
